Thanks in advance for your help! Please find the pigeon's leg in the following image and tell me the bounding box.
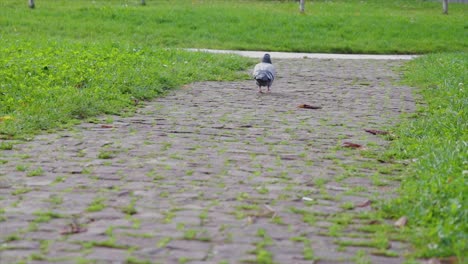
[258,86,263,93]
[267,86,271,93]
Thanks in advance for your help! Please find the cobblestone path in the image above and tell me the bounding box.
[0,58,415,263]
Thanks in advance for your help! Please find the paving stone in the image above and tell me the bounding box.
[48,242,82,252]
[0,221,29,240]
[86,247,129,261]
[167,249,209,261]
[212,243,256,259]
[2,240,40,250]
[113,234,158,248]
[0,249,34,262]
[23,230,62,241]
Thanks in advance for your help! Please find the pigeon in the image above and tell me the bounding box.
[253,53,276,93]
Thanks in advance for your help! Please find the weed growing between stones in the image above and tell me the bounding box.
[97,151,116,159]
[33,211,63,223]
[125,256,152,264]
[86,197,106,212]
[354,249,372,264]
[26,167,44,177]
[121,198,138,216]
[0,215,7,225]
[244,228,274,264]
[16,164,28,172]
[340,202,356,210]
[82,239,129,250]
[289,207,316,226]
[157,237,172,248]
[11,187,32,196]
[46,194,63,205]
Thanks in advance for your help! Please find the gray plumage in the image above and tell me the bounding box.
[253,54,276,93]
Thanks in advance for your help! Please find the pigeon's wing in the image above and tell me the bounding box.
[253,63,262,78]
[265,64,276,80]
[262,64,275,85]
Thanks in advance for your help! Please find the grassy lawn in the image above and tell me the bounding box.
[383,52,467,260]
[0,0,466,260]
[0,0,466,54]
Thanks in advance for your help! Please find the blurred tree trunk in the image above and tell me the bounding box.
[28,0,35,9]
[141,0,146,5]
[300,0,305,13]
[442,0,448,14]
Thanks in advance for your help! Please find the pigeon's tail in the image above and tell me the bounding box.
[254,70,273,87]
[255,72,269,81]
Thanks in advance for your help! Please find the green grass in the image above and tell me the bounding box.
[0,141,14,150]
[383,53,467,259]
[1,0,466,54]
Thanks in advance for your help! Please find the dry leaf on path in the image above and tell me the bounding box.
[356,200,372,208]
[425,256,459,264]
[297,104,322,110]
[60,222,87,235]
[368,219,382,225]
[101,124,114,128]
[342,142,364,149]
[364,129,389,135]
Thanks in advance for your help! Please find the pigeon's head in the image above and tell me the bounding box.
[262,54,272,64]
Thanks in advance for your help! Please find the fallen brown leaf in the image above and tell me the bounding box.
[60,222,87,235]
[394,216,408,228]
[425,256,459,264]
[342,142,364,149]
[297,104,322,110]
[101,124,114,128]
[368,219,382,225]
[357,200,372,208]
[245,205,276,219]
[364,129,389,135]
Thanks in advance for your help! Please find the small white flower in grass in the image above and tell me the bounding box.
[428,243,438,250]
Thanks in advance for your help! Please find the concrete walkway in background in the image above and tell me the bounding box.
[186,48,419,60]
[0,58,416,263]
